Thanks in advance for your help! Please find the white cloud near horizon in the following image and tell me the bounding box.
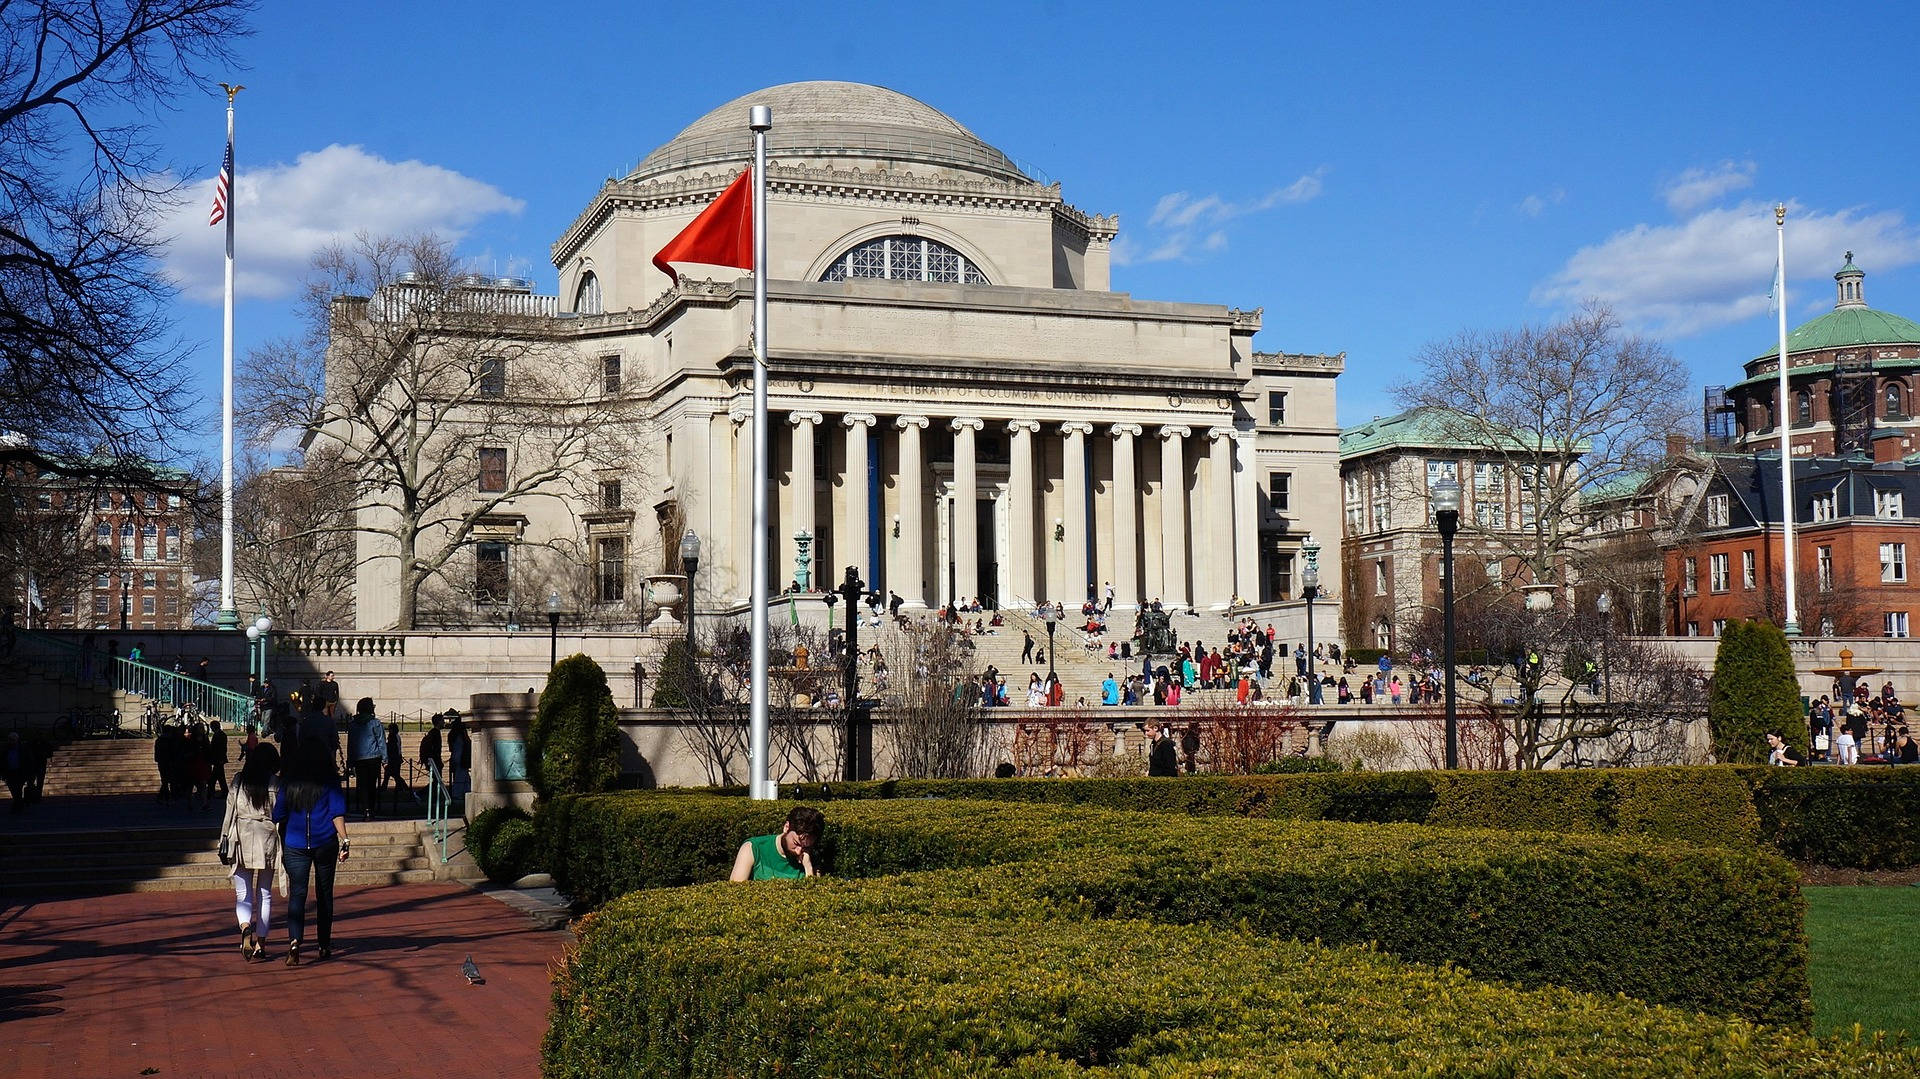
[1660,160,1756,214]
[1535,199,1920,337]
[1114,167,1328,266]
[158,144,525,303]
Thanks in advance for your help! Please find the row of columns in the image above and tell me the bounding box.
[732,410,1256,611]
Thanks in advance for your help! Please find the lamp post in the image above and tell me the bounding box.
[1432,476,1462,769]
[119,577,130,630]
[794,529,813,591]
[245,613,272,690]
[834,565,870,779]
[546,590,561,671]
[1045,613,1058,683]
[1595,591,1613,711]
[680,529,701,704]
[1301,534,1322,705]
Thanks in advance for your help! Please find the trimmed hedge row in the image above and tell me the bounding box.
[468,805,542,884]
[546,884,1913,1077]
[779,765,1920,867]
[541,794,1810,1025]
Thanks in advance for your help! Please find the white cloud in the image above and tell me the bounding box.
[1660,160,1756,214]
[1116,167,1328,266]
[1518,188,1566,219]
[158,144,525,302]
[1534,200,1920,337]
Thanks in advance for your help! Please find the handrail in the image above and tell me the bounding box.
[4,626,254,730]
[426,759,448,864]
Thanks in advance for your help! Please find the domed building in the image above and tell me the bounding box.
[340,82,1344,630]
[1721,254,1920,457]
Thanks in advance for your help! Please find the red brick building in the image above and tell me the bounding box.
[1,461,197,631]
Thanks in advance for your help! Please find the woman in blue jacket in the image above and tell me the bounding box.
[274,739,349,965]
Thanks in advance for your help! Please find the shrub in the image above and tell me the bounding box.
[1710,620,1805,763]
[545,882,1894,1077]
[543,794,1809,1025]
[527,654,622,802]
[649,639,698,708]
[1253,755,1344,774]
[467,805,543,883]
[1742,766,1920,869]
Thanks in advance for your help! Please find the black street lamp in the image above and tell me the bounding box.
[834,565,871,780]
[119,577,130,630]
[680,529,701,703]
[1595,590,1613,711]
[546,590,562,671]
[1432,476,1462,768]
[1302,534,1322,705]
[1044,613,1058,683]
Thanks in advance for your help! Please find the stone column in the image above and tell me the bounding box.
[785,411,822,589]
[1110,424,1142,610]
[706,414,736,603]
[1234,434,1261,607]
[1059,421,1094,608]
[894,415,929,608]
[1158,425,1191,609]
[841,414,876,585]
[1007,420,1041,606]
[729,408,751,602]
[1207,428,1237,611]
[950,418,983,606]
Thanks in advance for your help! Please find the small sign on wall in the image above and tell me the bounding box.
[494,738,528,782]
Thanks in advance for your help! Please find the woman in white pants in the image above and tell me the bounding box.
[1834,723,1860,766]
[219,742,284,961]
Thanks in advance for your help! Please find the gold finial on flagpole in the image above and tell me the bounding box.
[1775,203,1786,226]
[219,82,245,103]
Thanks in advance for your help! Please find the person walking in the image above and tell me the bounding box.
[346,698,385,820]
[447,711,472,803]
[219,743,283,962]
[274,741,349,965]
[380,724,414,812]
[1021,631,1035,665]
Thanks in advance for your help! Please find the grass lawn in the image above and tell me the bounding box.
[1804,885,1920,1037]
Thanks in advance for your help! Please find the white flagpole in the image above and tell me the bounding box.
[216,84,243,631]
[749,104,773,799]
[1776,203,1800,637]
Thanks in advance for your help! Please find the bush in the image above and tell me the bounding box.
[1710,620,1806,763]
[544,874,1892,1077]
[527,654,622,802]
[1742,766,1920,869]
[543,794,1809,1025]
[467,805,543,883]
[1253,755,1344,774]
[649,639,698,708]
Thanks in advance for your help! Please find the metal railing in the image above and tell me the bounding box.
[6,627,254,729]
[426,759,449,864]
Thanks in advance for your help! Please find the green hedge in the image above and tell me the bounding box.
[781,767,1765,849]
[547,884,1909,1078]
[1741,767,1920,869]
[541,794,1809,1025]
[467,805,542,883]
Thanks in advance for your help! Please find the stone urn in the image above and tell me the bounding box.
[644,574,687,633]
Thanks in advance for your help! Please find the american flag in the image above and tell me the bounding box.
[209,141,232,227]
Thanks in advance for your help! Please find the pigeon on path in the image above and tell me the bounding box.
[462,954,485,985]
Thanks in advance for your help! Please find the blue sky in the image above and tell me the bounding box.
[144,0,1920,452]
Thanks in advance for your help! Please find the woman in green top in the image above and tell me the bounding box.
[730,806,825,881]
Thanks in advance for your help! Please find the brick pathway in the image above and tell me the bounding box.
[0,884,569,1078]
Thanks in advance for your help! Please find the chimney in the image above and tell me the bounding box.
[1665,434,1690,458]
[1873,432,1906,465]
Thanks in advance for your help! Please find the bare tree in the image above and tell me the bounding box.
[213,452,356,629]
[240,234,645,629]
[880,621,995,779]
[0,1,252,470]
[1397,303,1691,590]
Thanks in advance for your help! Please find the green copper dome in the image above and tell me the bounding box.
[1751,305,1920,361]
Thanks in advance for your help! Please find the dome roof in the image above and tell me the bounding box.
[631,81,1030,184]
[1753,305,1920,361]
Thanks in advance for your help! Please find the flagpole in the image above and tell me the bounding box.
[1776,203,1799,637]
[748,104,773,800]
[215,83,243,632]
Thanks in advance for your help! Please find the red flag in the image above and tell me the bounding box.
[652,169,754,284]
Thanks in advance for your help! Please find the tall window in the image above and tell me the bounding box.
[1473,461,1501,493]
[1683,557,1697,595]
[1705,494,1729,528]
[1709,552,1730,593]
[819,235,988,284]
[478,447,508,493]
[1887,612,1911,639]
[1875,488,1904,518]
[1374,560,1388,595]
[1741,549,1756,590]
[600,479,623,511]
[1794,390,1812,426]
[475,542,509,602]
[166,524,180,560]
[141,523,157,560]
[1711,618,1727,637]
[601,355,622,395]
[1273,553,1295,600]
[1370,474,1391,531]
[575,271,602,315]
[120,521,133,558]
[96,522,110,546]
[1817,545,1833,591]
[1886,383,1907,421]
[477,356,506,397]
[1812,491,1837,522]
[596,538,626,603]
[1475,500,1505,529]
[140,596,155,616]
[1268,391,1287,425]
[1267,471,1291,512]
[1882,542,1907,583]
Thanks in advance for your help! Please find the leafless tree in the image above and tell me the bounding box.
[0,1,252,471]
[879,621,996,779]
[240,234,646,629]
[1397,303,1691,591]
[205,451,357,629]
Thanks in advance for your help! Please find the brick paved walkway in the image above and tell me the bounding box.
[0,884,569,1078]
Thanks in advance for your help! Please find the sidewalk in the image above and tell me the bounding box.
[0,883,569,1078]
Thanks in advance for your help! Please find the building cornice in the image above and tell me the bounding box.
[1253,350,1345,375]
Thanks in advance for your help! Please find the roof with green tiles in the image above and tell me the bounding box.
[1338,407,1583,460]
[1748,305,1920,363]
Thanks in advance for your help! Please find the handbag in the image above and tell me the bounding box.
[218,791,236,866]
[218,834,234,866]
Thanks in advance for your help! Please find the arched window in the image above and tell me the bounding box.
[819,235,989,284]
[1885,382,1907,421]
[1794,389,1812,427]
[574,271,602,315]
